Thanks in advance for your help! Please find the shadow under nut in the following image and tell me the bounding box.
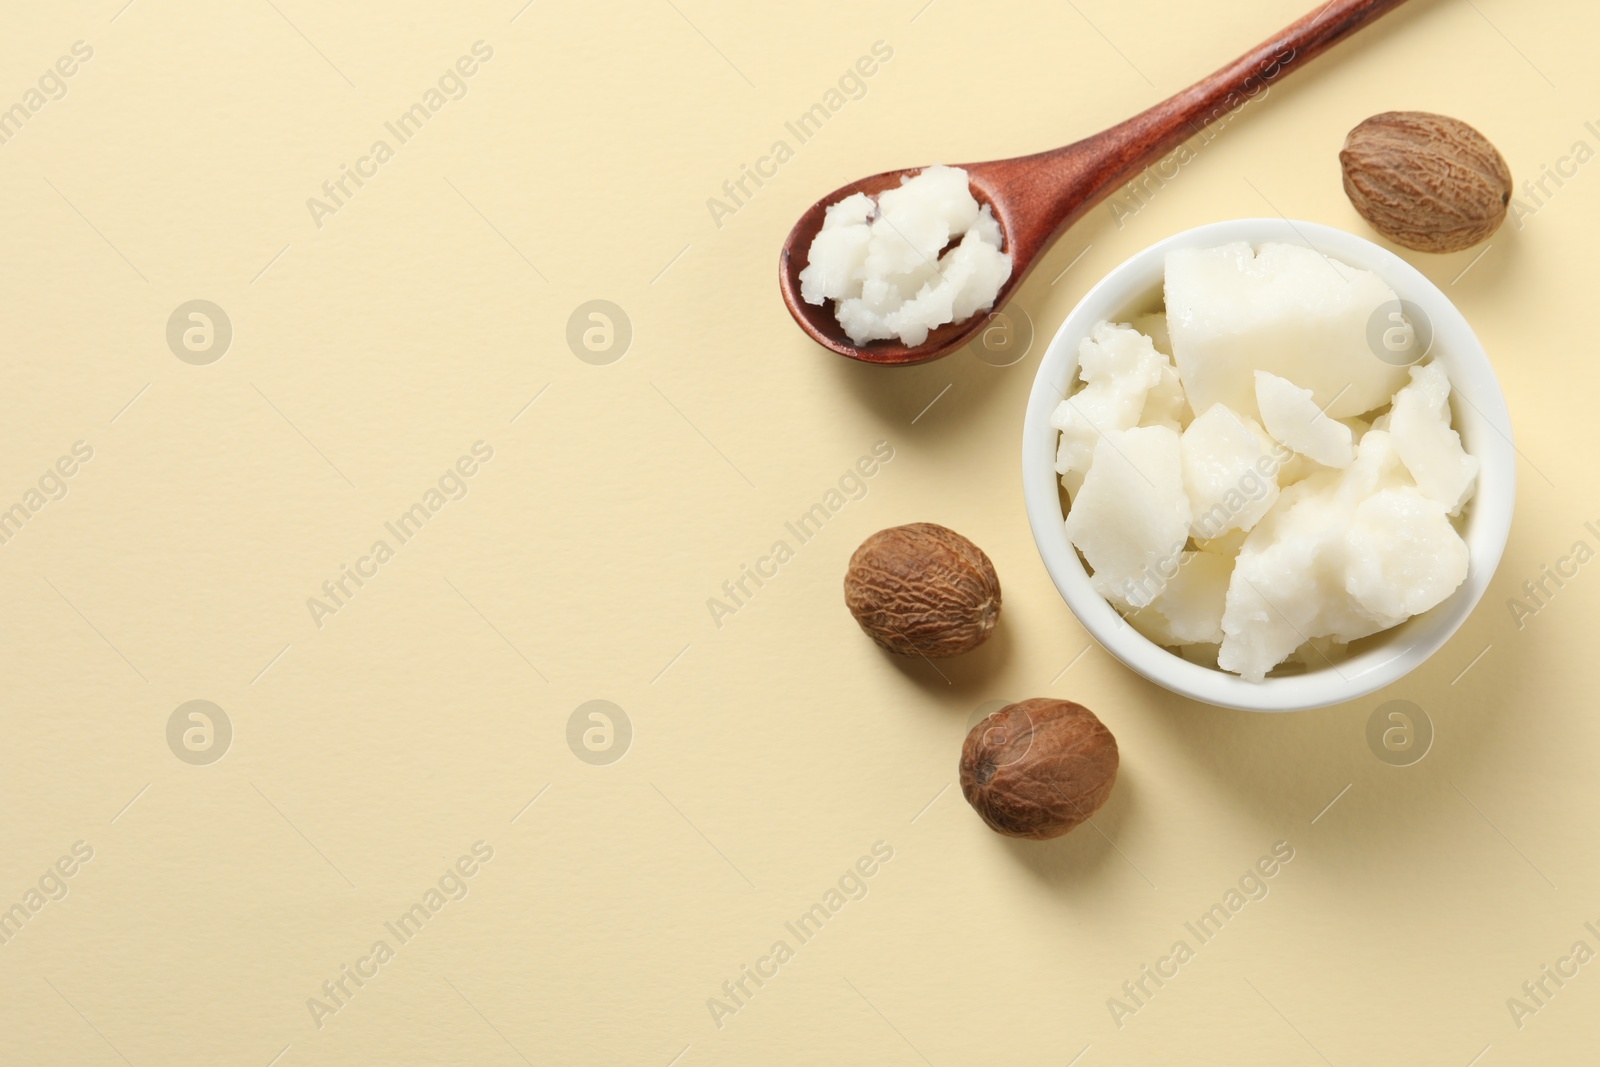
[843,523,1001,657]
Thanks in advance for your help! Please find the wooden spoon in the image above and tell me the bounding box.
[778,0,1414,366]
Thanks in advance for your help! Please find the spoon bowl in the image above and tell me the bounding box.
[778,165,1015,366]
[778,0,1417,366]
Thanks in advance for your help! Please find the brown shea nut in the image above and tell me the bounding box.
[843,523,1000,657]
[1340,111,1513,253]
[960,699,1118,840]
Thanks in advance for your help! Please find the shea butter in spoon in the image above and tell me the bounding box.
[799,165,1012,348]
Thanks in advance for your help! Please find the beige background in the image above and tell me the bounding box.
[0,0,1595,1063]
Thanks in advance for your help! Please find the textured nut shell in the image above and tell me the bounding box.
[843,523,1001,657]
[959,699,1118,840]
[1340,111,1512,253]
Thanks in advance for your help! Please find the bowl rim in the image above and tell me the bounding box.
[1021,218,1516,712]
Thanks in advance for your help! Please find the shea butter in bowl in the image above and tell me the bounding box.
[1022,219,1515,712]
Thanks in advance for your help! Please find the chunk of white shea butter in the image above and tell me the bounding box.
[1388,362,1479,515]
[1125,550,1232,646]
[1344,487,1470,623]
[1217,473,1358,682]
[1337,428,1410,502]
[1051,323,1175,495]
[1065,426,1190,610]
[800,165,1012,347]
[1180,404,1281,538]
[1216,429,1465,681]
[1255,370,1355,468]
[1165,242,1407,421]
[796,193,874,302]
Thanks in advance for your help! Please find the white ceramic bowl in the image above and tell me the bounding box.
[1022,219,1516,712]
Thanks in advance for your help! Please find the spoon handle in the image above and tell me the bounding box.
[1004,0,1415,252]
